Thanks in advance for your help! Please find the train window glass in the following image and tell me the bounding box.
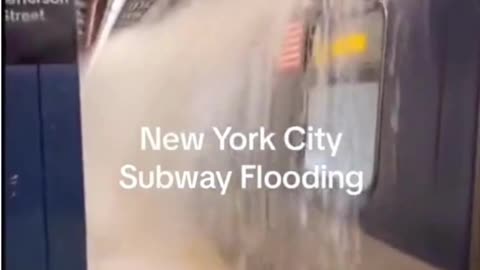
[304,6,385,193]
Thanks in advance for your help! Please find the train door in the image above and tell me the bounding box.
[302,0,480,269]
[359,0,480,269]
[303,1,385,198]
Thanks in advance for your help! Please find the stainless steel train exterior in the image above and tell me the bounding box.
[293,0,480,270]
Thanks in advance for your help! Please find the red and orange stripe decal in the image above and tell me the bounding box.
[277,20,305,72]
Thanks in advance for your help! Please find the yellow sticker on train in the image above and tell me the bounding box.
[332,33,367,57]
[314,33,368,65]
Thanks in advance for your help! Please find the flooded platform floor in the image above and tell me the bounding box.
[354,230,438,270]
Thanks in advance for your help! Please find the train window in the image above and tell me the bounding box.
[304,4,385,194]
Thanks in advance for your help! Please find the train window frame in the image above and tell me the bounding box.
[302,0,388,199]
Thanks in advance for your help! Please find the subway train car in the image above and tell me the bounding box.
[4,0,480,270]
[358,1,480,270]
[293,0,480,270]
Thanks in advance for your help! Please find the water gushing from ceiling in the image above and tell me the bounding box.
[81,0,385,269]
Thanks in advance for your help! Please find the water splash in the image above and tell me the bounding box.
[81,0,389,269]
[288,0,386,269]
[81,0,301,269]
